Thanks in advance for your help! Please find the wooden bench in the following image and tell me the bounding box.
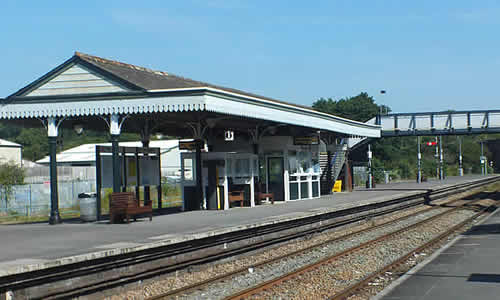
[255,183,274,205]
[256,191,274,205]
[110,192,152,224]
[228,190,244,207]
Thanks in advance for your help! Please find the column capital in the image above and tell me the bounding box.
[110,114,121,135]
[47,117,59,137]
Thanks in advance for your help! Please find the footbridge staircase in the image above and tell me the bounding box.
[320,141,348,194]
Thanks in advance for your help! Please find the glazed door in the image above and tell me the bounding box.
[267,157,284,201]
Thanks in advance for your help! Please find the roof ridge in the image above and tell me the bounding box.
[74,51,170,77]
[73,51,225,88]
[72,51,317,112]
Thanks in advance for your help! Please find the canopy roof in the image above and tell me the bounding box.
[1,52,380,138]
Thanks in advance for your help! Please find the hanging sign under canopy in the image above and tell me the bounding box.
[293,136,320,145]
[179,140,204,151]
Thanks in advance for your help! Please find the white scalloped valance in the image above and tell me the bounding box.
[0,93,380,138]
[0,95,206,119]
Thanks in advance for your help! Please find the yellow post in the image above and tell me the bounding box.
[332,180,342,192]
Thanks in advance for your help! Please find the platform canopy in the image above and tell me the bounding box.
[0,52,380,138]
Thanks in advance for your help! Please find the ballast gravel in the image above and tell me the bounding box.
[110,194,488,300]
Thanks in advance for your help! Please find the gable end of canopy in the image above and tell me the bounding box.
[9,56,144,98]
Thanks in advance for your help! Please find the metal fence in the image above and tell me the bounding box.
[353,166,368,187]
[24,166,96,184]
[0,180,96,218]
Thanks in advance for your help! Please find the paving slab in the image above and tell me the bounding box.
[0,175,496,277]
[379,192,500,300]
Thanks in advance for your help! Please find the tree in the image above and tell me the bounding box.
[312,92,494,181]
[15,128,49,162]
[312,92,390,122]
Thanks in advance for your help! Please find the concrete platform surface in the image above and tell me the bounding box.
[0,175,495,276]
[380,202,500,300]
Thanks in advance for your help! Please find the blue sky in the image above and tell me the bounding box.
[1,0,499,113]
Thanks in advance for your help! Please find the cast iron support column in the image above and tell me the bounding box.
[110,114,121,193]
[195,139,203,210]
[111,134,120,193]
[326,150,332,194]
[48,117,61,225]
[344,151,352,192]
[142,136,151,206]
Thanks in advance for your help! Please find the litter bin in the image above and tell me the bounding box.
[78,192,97,222]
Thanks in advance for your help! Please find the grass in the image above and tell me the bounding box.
[0,208,81,224]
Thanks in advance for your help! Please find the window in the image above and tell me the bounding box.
[288,151,298,174]
[298,151,311,173]
[235,158,250,176]
[183,158,193,180]
[312,151,320,173]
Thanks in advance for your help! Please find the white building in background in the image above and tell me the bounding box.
[37,140,183,177]
[0,138,22,166]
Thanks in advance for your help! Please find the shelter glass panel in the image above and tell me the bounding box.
[300,182,308,199]
[312,182,319,197]
[183,158,193,181]
[290,182,299,200]
[288,150,298,174]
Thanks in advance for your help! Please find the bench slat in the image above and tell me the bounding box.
[110,192,152,223]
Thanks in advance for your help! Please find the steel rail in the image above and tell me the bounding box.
[225,198,489,300]
[33,197,429,300]
[329,203,494,300]
[147,195,471,299]
[1,176,497,299]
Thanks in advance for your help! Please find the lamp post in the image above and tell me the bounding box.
[435,136,439,179]
[367,144,373,189]
[458,136,463,176]
[439,136,444,180]
[417,136,422,183]
[480,140,486,175]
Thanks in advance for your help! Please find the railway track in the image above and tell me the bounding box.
[223,198,495,300]
[1,177,498,299]
[146,195,490,299]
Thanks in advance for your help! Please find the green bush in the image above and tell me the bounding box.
[0,162,25,206]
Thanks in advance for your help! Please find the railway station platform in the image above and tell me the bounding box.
[378,191,500,300]
[0,175,497,278]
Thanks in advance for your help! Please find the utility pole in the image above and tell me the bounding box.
[417,136,422,183]
[458,137,463,176]
[439,136,444,180]
[435,136,439,179]
[480,141,485,175]
[367,144,373,189]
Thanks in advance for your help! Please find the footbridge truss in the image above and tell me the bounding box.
[348,110,500,149]
[373,110,500,137]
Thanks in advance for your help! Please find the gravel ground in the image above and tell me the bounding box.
[160,207,453,299]
[110,202,437,299]
[250,208,480,299]
[109,191,490,300]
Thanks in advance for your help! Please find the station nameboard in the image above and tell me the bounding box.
[293,136,319,145]
[179,140,204,150]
